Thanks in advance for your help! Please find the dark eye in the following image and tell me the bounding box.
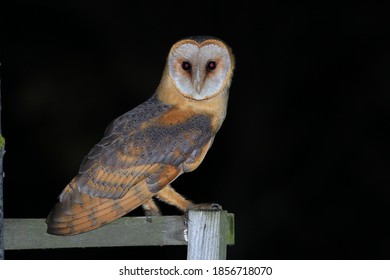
[181,61,191,71]
[207,61,217,71]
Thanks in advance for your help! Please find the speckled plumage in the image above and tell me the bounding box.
[46,36,235,235]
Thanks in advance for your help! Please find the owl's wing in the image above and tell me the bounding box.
[46,95,213,235]
[71,95,213,200]
[46,164,180,235]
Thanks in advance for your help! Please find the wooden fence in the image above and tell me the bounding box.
[2,210,234,260]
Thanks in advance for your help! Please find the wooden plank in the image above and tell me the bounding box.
[4,212,234,251]
[187,210,230,260]
[4,216,187,250]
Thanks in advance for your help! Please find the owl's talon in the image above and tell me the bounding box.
[142,199,161,223]
[211,203,222,210]
[183,213,189,227]
[144,210,153,223]
[188,203,223,211]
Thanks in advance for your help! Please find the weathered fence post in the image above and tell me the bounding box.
[0,63,5,260]
[187,210,233,260]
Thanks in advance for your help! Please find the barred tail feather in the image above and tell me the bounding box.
[46,181,154,236]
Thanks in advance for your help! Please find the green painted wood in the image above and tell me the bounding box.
[4,216,187,250]
[227,213,235,246]
[4,213,234,251]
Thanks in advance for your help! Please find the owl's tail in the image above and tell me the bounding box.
[46,179,153,236]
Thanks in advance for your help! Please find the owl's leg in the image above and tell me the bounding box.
[157,184,221,229]
[142,198,161,222]
[156,184,222,212]
[155,184,193,212]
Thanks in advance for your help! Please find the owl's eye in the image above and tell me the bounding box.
[207,61,217,71]
[181,61,191,71]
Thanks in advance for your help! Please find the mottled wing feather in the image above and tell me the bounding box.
[70,95,212,200]
[46,163,181,235]
[47,94,214,235]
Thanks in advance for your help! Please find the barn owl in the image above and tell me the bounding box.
[46,36,235,235]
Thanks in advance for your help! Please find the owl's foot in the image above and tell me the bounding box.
[142,199,162,223]
[144,209,162,223]
[183,203,222,227]
[188,203,222,211]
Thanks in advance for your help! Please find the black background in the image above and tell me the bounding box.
[2,1,390,260]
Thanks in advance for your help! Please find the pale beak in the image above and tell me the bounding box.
[193,68,205,94]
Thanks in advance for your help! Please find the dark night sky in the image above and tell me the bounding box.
[1,1,390,259]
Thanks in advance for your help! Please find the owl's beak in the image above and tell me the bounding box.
[193,68,205,94]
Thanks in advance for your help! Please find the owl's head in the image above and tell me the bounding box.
[167,36,235,101]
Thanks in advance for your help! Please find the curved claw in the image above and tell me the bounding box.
[211,203,222,210]
[187,202,223,211]
[144,210,153,223]
[183,213,189,227]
